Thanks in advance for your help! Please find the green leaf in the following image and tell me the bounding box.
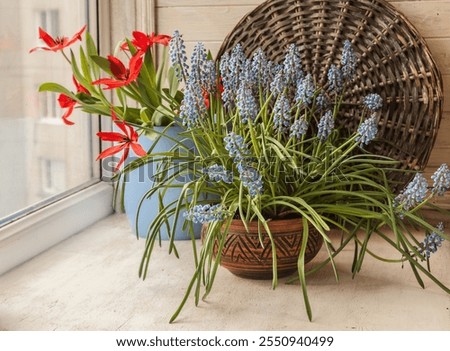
[38,82,74,97]
[139,107,151,124]
[298,218,313,321]
[152,105,172,126]
[124,38,138,55]
[79,46,92,83]
[168,67,180,97]
[70,50,92,93]
[85,32,98,56]
[85,32,100,79]
[90,55,112,75]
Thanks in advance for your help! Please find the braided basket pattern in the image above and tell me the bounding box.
[217,0,443,185]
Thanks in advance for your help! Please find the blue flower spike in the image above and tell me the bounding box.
[169,30,189,82]
[317,110,335,141]
[395,173,429,211]
[273,93,292,134]
[363,93,383,111]
[431,163,450,196]
[418,222,445,259]
[184,204,227,223]
[356,114,378,145]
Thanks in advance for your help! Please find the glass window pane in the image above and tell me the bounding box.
[0,1,96,223]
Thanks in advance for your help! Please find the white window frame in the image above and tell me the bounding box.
[0,0,122,275]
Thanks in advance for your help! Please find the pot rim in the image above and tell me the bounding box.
[226,217,305,234]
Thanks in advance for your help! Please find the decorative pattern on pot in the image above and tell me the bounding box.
[203,218,323,279]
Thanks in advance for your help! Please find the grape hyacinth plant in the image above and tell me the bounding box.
[131,33,450,323]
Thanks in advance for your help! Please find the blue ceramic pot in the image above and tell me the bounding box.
[123,126,201,240]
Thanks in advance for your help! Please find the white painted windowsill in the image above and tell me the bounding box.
[0,182,113,275]
[0,213,449,330]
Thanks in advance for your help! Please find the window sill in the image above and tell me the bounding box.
[0,213,448,330]
[0,182,113,275]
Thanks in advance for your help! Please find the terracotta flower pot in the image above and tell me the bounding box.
[202,217,323,280]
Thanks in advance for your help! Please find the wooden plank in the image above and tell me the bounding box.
[433,115,450,149]
[156,0,440,7]
[427,146,450,167]
[157,0,263,7]
[157,6,255,42]
[392,2,450,39]
[157,2,450,42]
[442,75,450,112]
[419,112,448,170]
[426,38,450,76]
[157,1,450,41]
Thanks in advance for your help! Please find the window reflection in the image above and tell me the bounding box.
[0,1,95,221]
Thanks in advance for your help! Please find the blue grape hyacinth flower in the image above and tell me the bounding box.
[184,204,227,224]
[251,48,270,87]
[317,110,335,141]
[356,115,378,145]
[315,93,329,111]
[237,163,264,198]
[203,164,233,184]
[418,222,445,259]
[283,44,303,83]
[270,70,287,96]
[327,64,343,94]
[236,84,259,124]
[224,132,251,163]
[189,42,207,85]
[273,93,292,134]
[341,40,357,80]
[201,60,217,94]
[290,118,309,140]
[431,163,450,196]
[179,77,206,128]
[169,30,189,82]
[295,74,315,106]
[363,93,383,111]
[395,173,429,211]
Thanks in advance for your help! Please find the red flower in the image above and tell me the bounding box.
[96,110,147,171]
[203,89,211,110]
[92,54,143,89]
[29,25,87,53]
[58,94,76,125]
[121,31,171,52]
[57,76,90,125]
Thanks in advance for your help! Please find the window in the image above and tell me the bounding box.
[0,1,115,275]
[40,158,66,195]
[0,1,98,223]
[38,88,58,120]
[0,0,151,275]
[35,9,60,42]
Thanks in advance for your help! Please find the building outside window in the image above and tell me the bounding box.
[0,1,98,223]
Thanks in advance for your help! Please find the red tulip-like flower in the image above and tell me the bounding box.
[121,31,171,52]
[58,94,76,125]
[96,110,147,171]
[57,76,90,125]
[29,25,87,53]
[92,54,143,89]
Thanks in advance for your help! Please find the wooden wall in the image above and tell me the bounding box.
[155,0,450,204]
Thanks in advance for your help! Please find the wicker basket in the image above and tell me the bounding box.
[217,0,443,186]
